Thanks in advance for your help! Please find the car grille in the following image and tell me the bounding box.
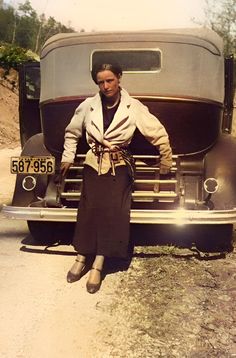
[60,154,179,207]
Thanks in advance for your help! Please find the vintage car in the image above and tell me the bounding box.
[2,28,235,250]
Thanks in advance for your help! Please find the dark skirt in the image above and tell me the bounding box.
[72,165,132,258]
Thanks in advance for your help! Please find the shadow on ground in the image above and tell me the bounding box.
[19,223,235,280]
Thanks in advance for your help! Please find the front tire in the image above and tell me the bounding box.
[195,224,233,253]
[27,221,75,245]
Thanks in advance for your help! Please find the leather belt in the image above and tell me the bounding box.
[92,144,124,175]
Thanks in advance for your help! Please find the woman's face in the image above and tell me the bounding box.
[96,70,120,100]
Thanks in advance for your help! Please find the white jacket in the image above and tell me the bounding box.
[62,88,172,174]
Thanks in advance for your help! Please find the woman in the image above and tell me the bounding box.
[61,62,172,294]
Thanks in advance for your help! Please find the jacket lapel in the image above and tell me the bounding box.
[88,93,104,137]
[87,89,132,141]
[105,89,131,136]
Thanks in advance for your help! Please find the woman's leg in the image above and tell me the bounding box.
[67,253,86,283]
[86,255,105,294]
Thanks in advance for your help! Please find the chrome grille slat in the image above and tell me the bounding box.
[135,179,177,184]
[64,178,177,184]
[61,154,180,204]
[61,191,177,203]
[64,179,83,183]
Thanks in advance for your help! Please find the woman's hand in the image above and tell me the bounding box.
[60,162,72,176]
[159,163,171,175]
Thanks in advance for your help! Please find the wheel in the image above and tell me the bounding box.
[130,224,233,253]
[195,224,233,253]
[27,221,75,245]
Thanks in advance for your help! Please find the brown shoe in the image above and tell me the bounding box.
[67,259,85,283]
[86,268,102,294]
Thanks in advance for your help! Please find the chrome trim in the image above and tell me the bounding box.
[64,179,83,183]
[60,191,177,199]
[204,177,219,194]
[75,154,179,159]
[132,191,177,198]
[2,205,236,225]
[22,176,37,191]
[135,179,177,184]
[64,178,177,184]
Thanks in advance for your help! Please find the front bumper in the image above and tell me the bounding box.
[2,205,236,225]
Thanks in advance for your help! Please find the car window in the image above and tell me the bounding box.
[91,49,161,73]
[25,66,40,99]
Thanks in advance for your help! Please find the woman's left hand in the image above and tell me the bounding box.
[60,162,72,176]
[159,163,171,175]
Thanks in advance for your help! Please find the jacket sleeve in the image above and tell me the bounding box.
[61,99,89,163]
[135,100,172,167]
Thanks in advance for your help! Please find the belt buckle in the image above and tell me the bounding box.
[111,152,120,163]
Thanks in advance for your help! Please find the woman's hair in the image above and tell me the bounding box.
[91,62,123,84]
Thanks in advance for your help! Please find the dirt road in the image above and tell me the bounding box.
[1,147,236,358]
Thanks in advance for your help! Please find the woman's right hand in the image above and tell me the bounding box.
[60,162,72,176]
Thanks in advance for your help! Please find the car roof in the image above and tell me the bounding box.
[41,27,223,59]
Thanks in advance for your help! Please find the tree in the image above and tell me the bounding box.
[18,0,37,18]
[0,0,75,53]
[0,5,15,43]
[15,0,39,49]
[201,0,236,55]
[34,13,46,53]
[39,16,74,48]
[15,1,75,52]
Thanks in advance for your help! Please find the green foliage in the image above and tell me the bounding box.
[0,6,15,43]
[0,43,38,69]
[201,0,236,56]
[39,16,73,51]
[18,0,37,18]
[194,0,235,89]
[0,0,75,54]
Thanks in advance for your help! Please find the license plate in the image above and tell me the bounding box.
[11,156,55,174]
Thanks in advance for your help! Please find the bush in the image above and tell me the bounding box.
[0,43,38,70]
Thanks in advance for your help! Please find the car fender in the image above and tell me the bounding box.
[204,134,236,210]
[12,133,55,206]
